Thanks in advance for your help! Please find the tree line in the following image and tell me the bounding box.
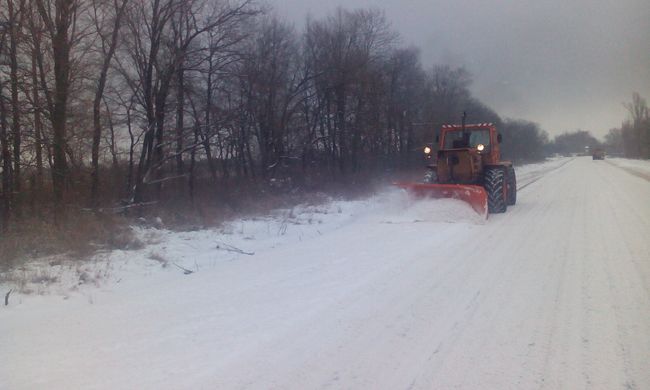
[604,93,650,158]
[545,93,650,158]
[0,0,551,233]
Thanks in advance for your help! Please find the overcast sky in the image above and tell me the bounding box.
[267,0,650,138]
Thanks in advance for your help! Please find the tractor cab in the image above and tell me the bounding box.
[423,123,502,185]
[437,123,501,164]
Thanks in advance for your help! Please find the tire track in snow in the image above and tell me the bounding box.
[482,158,650,389]
[534,174,579,390]
[596,161,650,301]
[407,160,580,389]
[590,163,650,389]
[517,157,576,191]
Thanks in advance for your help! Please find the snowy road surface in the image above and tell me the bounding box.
[2,157,650,389]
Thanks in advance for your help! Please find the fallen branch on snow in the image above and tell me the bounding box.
[215,241,255,256]
[172,262,194,275]
[5,289,12,306]
[107,201,158,213]
[81,201,158,214]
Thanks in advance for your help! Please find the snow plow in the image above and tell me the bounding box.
[397,117,516,218]
[395,182,488,216]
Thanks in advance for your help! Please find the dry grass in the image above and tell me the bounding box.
[0,210,143,269]
[0,254,117,297]
[0,165,418,271]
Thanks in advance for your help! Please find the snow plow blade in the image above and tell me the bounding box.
[395,182,488,218]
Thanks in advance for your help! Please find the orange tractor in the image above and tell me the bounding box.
[397,120,516,217]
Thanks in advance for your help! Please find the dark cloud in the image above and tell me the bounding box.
[269,0,650,137]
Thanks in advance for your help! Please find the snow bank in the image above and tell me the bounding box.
[607,157,650,178]
[0,187,481,301]
[0,158,577,301]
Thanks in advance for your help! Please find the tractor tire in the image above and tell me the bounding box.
[506,166,517,206]
[484,168,507,213]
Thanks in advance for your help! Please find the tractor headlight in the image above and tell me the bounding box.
[424,146,432,155]
[477,144,485,151]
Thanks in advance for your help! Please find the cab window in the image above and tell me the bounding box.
[443,130,490,149]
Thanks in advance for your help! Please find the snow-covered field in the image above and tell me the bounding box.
[2,156,650,389]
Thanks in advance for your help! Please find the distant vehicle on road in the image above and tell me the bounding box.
[592,148,605,160]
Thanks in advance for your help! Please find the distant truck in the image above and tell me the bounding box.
[592,148,605,160]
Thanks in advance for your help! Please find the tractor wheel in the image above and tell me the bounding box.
[484,168,507,213]
[506,166,517,206]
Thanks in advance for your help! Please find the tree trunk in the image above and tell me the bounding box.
[8,0,23,214]
[31,48,44,192]
[153,89,167,196]
[335,85,347,174]
[36,0,74,213]
[126,103,135,196]
[0,85,11,232]
[133,124,154,203]
[175,64,185,175]
[91,0,127,207]
[202,60,218,185]
[189,122,198,203]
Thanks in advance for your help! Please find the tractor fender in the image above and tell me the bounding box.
[485,161,513,169]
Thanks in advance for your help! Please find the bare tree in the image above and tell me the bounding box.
[427,65,472,124]
[623,92,650,158]
[34,0,81,211]
[242,17,310,175]
[0,81,10,231]
[604,128,624,155]
[382,47,425,167]
[0,16,12,229]
[90,0,129,207]
[118,0,178,201]
[306,8,397,173]
[5,0,25,211]
[118,0,257,202]
[25,4,50,197]
[172,0,258,187]
[500,119,548,163]
[30,35,45,192]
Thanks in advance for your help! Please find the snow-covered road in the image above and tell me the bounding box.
[2,157,650,389]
